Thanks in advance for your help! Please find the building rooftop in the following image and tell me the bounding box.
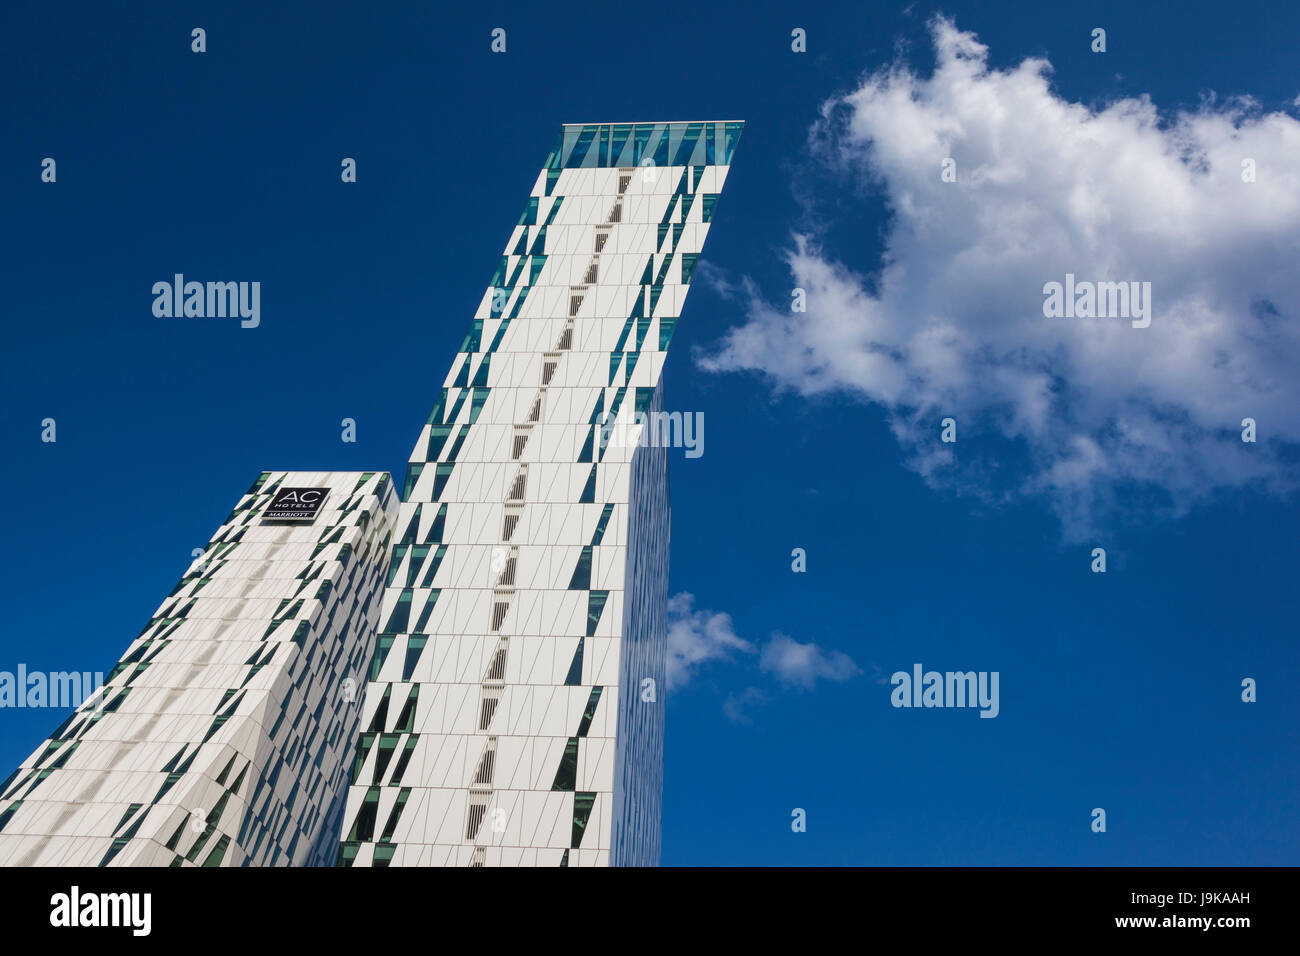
[547,120,744,169]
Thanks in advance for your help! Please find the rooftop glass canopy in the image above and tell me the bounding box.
[546,121,744,170]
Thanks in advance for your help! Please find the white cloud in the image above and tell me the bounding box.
[667,593,861,702]
[722,686,768,724]
[699,17,1300,539]
[759,633,863,690]
[666,591,753,690]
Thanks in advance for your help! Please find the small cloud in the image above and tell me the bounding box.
[722,686,768,724]
[694,259,752,302]
[669,595,863,714]
[666,592,754,690]
[759,633,863,690]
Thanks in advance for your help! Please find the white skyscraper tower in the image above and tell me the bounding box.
[0,472,397,866]
[338,121,743,867]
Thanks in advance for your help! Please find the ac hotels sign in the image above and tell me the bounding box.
[264,487,330,521]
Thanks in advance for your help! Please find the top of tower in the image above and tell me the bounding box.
[559,120,745,126]
[546,121,744,170]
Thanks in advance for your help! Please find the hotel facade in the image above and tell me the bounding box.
[0,472,397,866]
[0,121,741,867]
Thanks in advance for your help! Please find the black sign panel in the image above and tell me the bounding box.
[264,487,330,521]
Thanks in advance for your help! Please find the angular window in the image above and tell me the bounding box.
[459,319,484,353]
[579,464,597,504]
[389,737,418,785]
[402,636,427,681]
[347,787,380,842]
[379,789,411,843]
[384,590,413,633]
[425,425,453,462]
[586,591,608,637]
[201,835,230,867]
[517,196,539,226]
[551,738,579,791]
[568,546,593,590]
[572,792,596,848]
[351,733,376,779]
[373,734,400,780]
[432,463,455,499]
[425,390,449,426]
[413,589,441,631]
[427,503,447,543]
[469,388,490,424]
[394,686,419,733]
[369,635,396,681]
[386,546,408,587]
[564,639,584,686]
[577,687,603,738]
[402,463,424,500]
[404,545,430,588]
[591,503,614,546]
[366,686,392,733]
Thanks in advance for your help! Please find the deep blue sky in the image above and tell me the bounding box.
[2,0,1297,865]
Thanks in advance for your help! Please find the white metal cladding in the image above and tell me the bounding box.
[0,471,397,866]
